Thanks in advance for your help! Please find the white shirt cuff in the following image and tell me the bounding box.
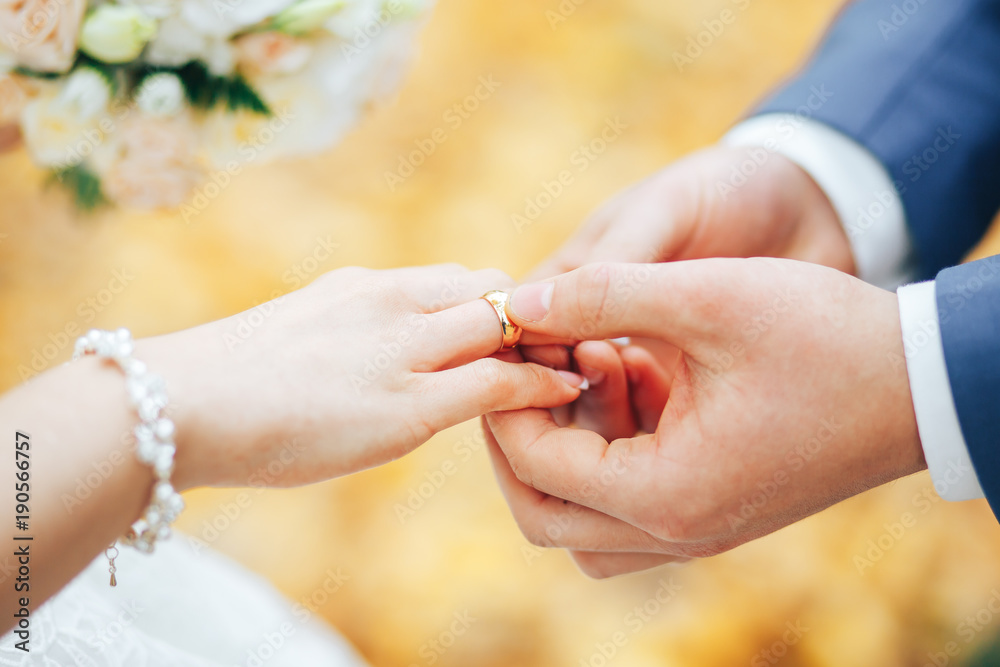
[897,280,985,501]
[723,114,917,291]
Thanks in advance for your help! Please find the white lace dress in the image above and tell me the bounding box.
[0,535,367,667]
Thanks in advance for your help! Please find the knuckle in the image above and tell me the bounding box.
[574,263,618,336]
[505,451,535,489]
[645,505,699,544]
[475,268,514,289]
[329,266,370,284]
[435,262,468,274]
[471,358,513,394]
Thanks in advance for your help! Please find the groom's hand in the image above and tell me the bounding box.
[486,260,926,578]
[527,146,855,280]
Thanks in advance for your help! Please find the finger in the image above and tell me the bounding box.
[524,207,615,282]
[403,266,515,314]
[577,168,700,266]
[486,424,676,553]
[507,262,719,346]
[417,359,585,433]
[421,297,508,370]
[569,551,688,579]
[620,345,674,433]
[572,341,636,441]
[520,344,571,370]
[521,345,574,427]
[485,407,656,516]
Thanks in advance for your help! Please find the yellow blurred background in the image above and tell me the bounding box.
[5,0,1000,665]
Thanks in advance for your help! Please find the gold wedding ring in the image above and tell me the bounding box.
[481,290,522,351]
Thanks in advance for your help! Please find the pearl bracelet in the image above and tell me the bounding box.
[73,328,185,586]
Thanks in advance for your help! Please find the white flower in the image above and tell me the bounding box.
[79,5,159,64]
[324,0,426,39]
[144,16,235,74]
[61,68,112,119]
[118,0,179,20]
[143,16,206,65]
[0,0,86,73]
[178,0,295,39]
[135,72,185,116]
[20,71,114,168]
[233,32,311,75]
[200,69,335,166]
[271,0,345,35]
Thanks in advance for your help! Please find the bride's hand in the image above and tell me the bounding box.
[138,265,587,490]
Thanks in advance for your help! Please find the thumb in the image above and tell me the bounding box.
[508,261,712,344]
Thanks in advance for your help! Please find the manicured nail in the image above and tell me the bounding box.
[610,337,631,347]
[510,282,553,322]
[557,370,590,391]
[577,364,606,387]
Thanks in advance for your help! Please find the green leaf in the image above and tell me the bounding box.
[49,165,107,212]
[134,61,272,116]
[12,67,61,80]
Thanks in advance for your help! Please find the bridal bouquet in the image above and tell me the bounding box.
[0,0,429,211]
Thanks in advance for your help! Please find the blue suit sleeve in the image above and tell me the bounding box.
[755,0,1000,279]
[937,256,1000,516]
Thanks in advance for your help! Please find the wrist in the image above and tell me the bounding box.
[134,325,227,491]
[876,290,927,480]
[771,154,858,276]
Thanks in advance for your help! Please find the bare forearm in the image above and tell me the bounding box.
[0,356,152,632]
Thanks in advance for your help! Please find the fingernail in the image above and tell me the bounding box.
[510,282,553,322]
[577,364,606,387]
[610,337,631,347]
[557,370,590,391]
